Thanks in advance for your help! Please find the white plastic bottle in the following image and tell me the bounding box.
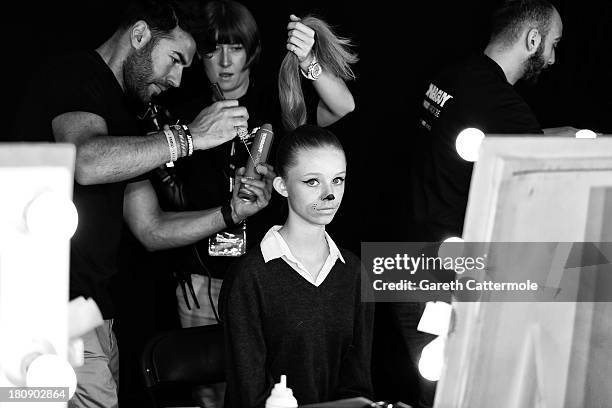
[265,374,298,408]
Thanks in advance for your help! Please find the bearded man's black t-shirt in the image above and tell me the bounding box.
[414,54,543,240]
[13,50,140,318]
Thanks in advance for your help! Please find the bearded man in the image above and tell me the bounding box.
[414,0,566,242]
[12,1,274,406]
[400,2,566,407]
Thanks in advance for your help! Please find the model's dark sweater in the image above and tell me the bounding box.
[220,247,374,408]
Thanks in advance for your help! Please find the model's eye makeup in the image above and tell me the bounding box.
[303,178,320,186]
[332,177,345,185]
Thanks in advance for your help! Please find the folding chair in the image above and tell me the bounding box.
[140,324,225,407]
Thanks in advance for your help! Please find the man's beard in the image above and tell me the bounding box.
[123,40,155,103]
[522,41,547,84]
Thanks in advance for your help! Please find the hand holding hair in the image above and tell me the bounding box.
[279,15,358,130]
[287,14,316,71]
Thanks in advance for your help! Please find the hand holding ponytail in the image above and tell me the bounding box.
[279,15,358,131]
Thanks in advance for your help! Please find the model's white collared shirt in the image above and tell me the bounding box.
[260,225,345,287]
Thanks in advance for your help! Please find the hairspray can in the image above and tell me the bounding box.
[238,123,274,201]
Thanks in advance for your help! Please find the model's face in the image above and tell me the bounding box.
[124,27,196,103]
[280,146,347,226]
[524,10,563,83]
[203,44,250,99]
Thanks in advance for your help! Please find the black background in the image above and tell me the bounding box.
[7,0,612,405]
[7,0,612,246]
[8,0,611,247]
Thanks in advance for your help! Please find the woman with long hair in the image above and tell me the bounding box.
[221,125,374,408]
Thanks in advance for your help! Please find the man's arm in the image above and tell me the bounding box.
[52,100,248,185]
[123,165,274,251]
[53,112,169,185]
[542,126,580,136]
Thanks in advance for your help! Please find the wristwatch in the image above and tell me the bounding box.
[300,55,322,81]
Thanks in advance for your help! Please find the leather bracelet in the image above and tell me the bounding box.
[181,124,194,156]
[175,126,188,158]
[168,125,187,158]
[221,201,237,229]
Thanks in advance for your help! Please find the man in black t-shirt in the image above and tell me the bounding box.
[415,0,565,242]
[13,1,274,406]
[405,2,564,407]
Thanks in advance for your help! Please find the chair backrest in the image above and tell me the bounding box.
[140,324,225,406]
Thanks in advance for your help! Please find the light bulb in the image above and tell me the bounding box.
[438,237,465,270]
[0,337,55,385]
[25,191,78,239]
[455,128,485,162]
[575,129,597,139]
[418,336,446,382]
[26,354,77,399]
[417,301,452,336]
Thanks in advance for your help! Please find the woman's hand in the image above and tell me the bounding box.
[287,14,316,72]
